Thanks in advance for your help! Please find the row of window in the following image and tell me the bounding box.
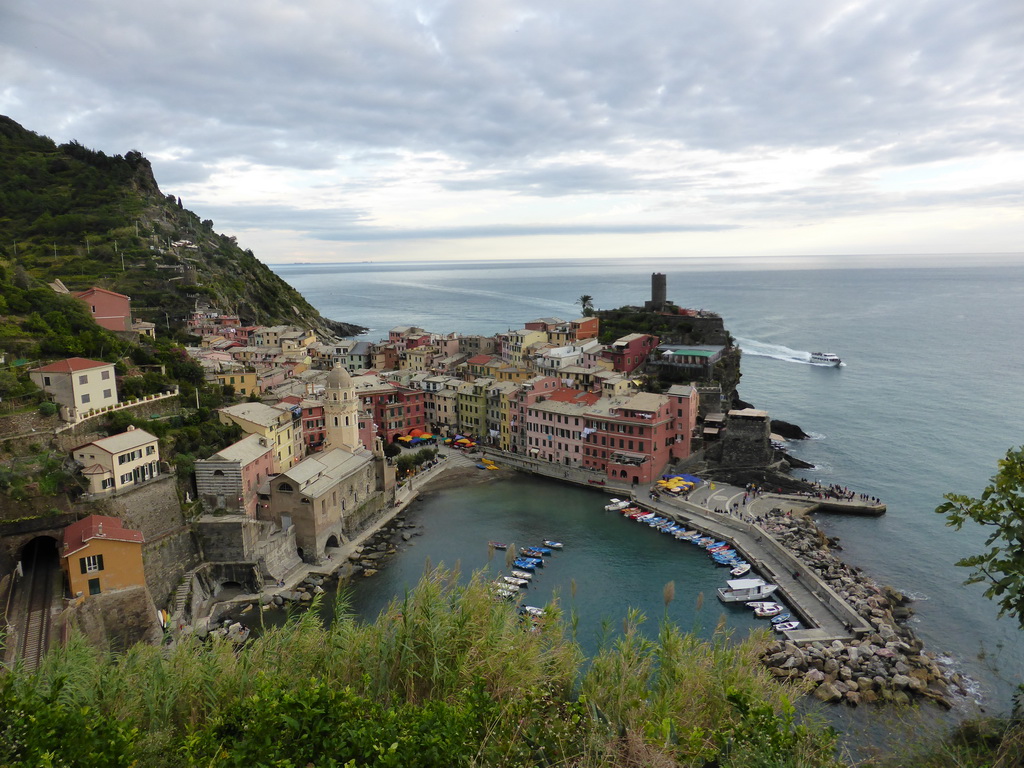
[79,389,114,404]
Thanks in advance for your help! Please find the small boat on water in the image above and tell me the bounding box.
[521,606,545,617]
[511,570,534,581]
[730,563,752,577]
[488,541,507,550]
[718,578,779,603]
[810,351,842,367]
[542,540,563,549]
[745,601,780,610]
[502,576,529,588]
[769,613,792,624]
[605,498,631,511]
[512,559,537,572]
[774,621,801,632]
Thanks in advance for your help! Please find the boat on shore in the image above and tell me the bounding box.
[810,351,842,366]
[774,621,801,632]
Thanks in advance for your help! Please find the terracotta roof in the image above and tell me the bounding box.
[73,286,130,300]
[62,514,143,557]
[467,354,494,365]
[32,357,111,374]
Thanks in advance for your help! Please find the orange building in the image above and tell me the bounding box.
[61,515,145,598]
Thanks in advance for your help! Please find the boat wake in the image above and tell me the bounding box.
[737,338,843,367]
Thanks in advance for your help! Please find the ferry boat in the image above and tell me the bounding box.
[810,352,842,366]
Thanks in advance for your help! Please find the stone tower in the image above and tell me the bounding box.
[644,272,667,311]
[323,362,360,452]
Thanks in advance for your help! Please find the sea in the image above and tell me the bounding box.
[269,254,1024,719]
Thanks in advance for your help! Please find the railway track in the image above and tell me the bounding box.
[17,545,54,671]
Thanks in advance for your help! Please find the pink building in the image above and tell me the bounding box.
[602,333,659,374]
[582,392,675,485]
[299,398,326,453]
[666,384,699,460]
[74,287,131,332]
[194,434,275,517]
[521,387,600,466]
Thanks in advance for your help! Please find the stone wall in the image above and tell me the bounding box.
[80,476,201,609]
[718,413,773,468]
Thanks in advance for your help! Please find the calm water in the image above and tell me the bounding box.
[272,256,1024,711]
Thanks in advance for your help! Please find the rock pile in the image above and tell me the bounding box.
[760,512,966,708]
[347,516,422,577]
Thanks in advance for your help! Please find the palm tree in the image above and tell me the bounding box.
[577,294,594,316]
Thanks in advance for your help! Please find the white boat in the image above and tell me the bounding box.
[511,570,534,581]
[521,605,545,617]
[754,604,785,618]
[502,576,528,587]
[810,352,842,366]
[773,621,801,632]
[730,563,751,577]
[542,540,564,549]
[605,498,630,511]
[717,578,779,603]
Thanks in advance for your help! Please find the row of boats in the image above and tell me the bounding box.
[608,498,803,635]
[488,540,563,615]
[614,504,755,577]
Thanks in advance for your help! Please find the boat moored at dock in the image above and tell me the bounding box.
[717,578,779,603]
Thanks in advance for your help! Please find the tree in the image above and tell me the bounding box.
[577,294,594,316]
[936,446,1024,626]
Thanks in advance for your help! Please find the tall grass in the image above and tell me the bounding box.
[10,566,842,767]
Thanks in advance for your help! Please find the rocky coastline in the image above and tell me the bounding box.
[759,510,966,708]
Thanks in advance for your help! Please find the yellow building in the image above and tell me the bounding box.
[218,402,297,472]
[502,329,548,367]
[61,515,145,598]
[215,370,260,397]
[457,377,492,436]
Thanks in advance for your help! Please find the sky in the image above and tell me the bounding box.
[2,0,1023,265]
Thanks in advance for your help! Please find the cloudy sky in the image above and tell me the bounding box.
[2,0,1022,265]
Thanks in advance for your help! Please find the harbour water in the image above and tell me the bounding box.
[272,255,1024,712]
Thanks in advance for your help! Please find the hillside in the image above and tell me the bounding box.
[0,115,363,337]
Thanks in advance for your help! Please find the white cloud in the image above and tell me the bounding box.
[1,0,1022,263]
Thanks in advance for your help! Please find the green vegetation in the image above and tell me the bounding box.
[0,568,842,767]
[928,447,1024,766]
[396,446,440,478]
[937,446,1024,626]
[0,450,78,500]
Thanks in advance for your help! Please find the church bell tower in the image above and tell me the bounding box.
[323,362,360,452]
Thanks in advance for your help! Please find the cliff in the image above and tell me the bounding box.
[0,115,363,337]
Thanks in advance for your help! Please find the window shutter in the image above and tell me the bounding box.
[80,557,88,574]
[97,554,104,571]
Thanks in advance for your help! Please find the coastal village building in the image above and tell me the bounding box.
[30,357,118,420]
[61,514,145,598]
[72,426,161,495]
[351,374,427,443]
[194,434,275,517]
[215,370,260,397]
[73,286,132,332]
[457,335,499,357]
[582,392,676,485]
[650,344,727,382]
[666,384,700,460]
[522,388,600,465]
[218,402,297,472]
[601,333,660,374]
[501,329,548,367]
[261,365,394,562]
